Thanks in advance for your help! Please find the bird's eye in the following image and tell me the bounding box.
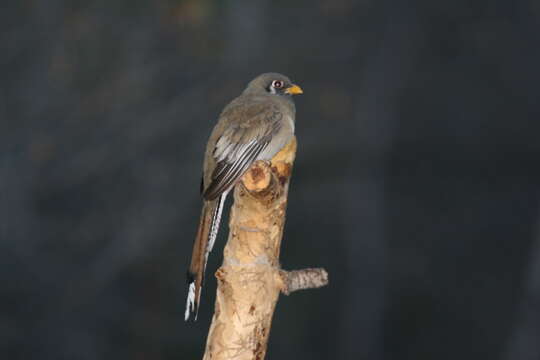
[272,80,284,89]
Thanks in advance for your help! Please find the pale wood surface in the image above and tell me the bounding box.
[202,138,328,360]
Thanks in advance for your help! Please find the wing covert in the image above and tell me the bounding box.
[203,104,282,200]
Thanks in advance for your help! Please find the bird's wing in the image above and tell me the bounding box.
[203,101,283,200]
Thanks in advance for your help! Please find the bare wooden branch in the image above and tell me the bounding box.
[202,137,328,360]
[278,268,329,296]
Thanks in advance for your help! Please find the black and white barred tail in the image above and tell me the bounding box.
[185,193,227,321]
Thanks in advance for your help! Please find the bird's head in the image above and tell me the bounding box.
[244,73,303,97]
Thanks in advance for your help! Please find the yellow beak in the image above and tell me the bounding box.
[284,84,303,95]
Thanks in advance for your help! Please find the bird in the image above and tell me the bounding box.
[185,73,303,321]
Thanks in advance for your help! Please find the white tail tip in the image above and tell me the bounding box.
[185,282,196,321]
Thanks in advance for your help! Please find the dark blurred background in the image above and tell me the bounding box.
[2,0,540,359]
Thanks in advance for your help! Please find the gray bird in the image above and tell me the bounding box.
[185,73,303,321]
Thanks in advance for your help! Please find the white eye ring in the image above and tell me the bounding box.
[271,80,284,89]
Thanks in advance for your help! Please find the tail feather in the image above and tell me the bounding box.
[185,193,227,321]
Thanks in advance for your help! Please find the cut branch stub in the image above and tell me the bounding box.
[241,160,272,194]
[278,268,329,296]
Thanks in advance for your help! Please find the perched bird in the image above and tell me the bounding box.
[185,73,303,321]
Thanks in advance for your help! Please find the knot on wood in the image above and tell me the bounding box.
[271,162,292,186]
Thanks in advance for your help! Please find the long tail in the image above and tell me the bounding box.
[185,193,227,321]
